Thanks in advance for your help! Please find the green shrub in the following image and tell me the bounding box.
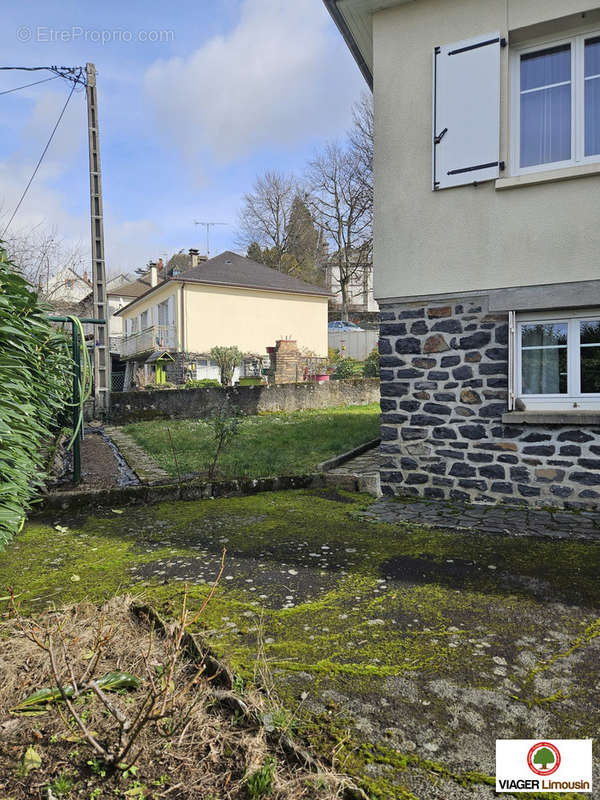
[184,379,221,389]
[327,346,342,367]
[0,249,71,545]
[209,345,243,387]
[332,357,363,380]
[363,347,380,377]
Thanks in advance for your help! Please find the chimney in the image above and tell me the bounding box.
[149,262,158,287]
[83,270,89,283]
[189,248,199,268]
[157,258,164,273]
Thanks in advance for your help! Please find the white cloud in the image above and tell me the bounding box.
[0,153,160,279]
[20,86,84,166]
[143,0,362,165]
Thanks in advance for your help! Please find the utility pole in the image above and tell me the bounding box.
[86,62,110,414]
[193,221,228,259]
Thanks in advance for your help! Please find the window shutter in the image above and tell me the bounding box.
[167,295,174,326]
[433,33,503,189]
[507,311,516,411]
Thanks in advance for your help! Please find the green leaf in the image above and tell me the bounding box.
[11,671,142,714]
[21,745,42,773]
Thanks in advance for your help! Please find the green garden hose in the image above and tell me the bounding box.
[65,315,93,450]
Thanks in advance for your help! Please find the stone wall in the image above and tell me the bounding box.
[379,298,600,508]
[109,379,379,424]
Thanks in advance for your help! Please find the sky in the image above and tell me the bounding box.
[0,0,364,277]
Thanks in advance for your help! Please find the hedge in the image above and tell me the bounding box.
[0,249,71,545]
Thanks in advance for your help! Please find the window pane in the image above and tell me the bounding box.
[521,84,571,166]
[580,319,600,344]
[580,320,600,393]
[521,323,567,348]
[581,347,600,393]
[585,36,600,77]
[585,76,600,156]
[521,45,571,91]
[522,348,568,394]
[521,323,568,395]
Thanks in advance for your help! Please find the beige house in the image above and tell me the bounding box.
[327,0,600,507]
[114,251,329,387]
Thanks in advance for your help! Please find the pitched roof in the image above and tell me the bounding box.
[108,275,153,298]
[177,251,330,297]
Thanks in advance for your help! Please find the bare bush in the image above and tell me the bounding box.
[0,581,366,799]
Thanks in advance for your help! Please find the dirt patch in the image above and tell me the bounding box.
[53,431,123,491]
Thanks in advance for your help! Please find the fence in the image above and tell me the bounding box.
[328,330,379,361]
[112,371,126,392]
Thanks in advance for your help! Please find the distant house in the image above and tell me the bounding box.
[326,254,378,314]
[40,267,92,313]
[114,251,330,388]
[78,271,155,390]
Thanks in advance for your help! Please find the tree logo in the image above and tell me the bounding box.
[527,742,561,776]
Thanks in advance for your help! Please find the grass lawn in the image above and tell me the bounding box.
[123,403,379,479]
[2,490,599,799]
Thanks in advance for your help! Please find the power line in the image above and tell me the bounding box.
[0,65,86,84]
[1,78,78,237]
[0,74,59,96]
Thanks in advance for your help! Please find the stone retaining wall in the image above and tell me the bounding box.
[109,379,379,424]
[379,298,600,508]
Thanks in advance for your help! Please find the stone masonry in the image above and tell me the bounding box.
[379,298,600,508]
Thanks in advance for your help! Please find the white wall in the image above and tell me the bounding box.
[184,283,329,358]
[373,0,600,300]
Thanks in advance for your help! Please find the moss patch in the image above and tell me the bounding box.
[2,490,599,799]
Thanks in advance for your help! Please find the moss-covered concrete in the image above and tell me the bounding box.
[1,489,598,799]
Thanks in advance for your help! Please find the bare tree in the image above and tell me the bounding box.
[305,141,372,321]
[2,222,85,298]
[349,92,374,209]
[236,170,296,271]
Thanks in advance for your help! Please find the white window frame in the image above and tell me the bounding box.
[516,308,600,409]
[510,28,600,175]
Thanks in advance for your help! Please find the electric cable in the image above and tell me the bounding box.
[0,74,59,96]
[1,78,78,238]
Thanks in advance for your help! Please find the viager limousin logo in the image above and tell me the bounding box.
[496,739,593,793]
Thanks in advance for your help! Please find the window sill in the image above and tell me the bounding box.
[502,410,600,425]
[495,162,600,191]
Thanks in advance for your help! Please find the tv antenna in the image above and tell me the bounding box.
[193,220,228,259]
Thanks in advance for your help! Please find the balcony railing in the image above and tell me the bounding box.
[120,325,176,359]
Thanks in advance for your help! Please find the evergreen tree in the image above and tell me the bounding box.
[285,196,323,285]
